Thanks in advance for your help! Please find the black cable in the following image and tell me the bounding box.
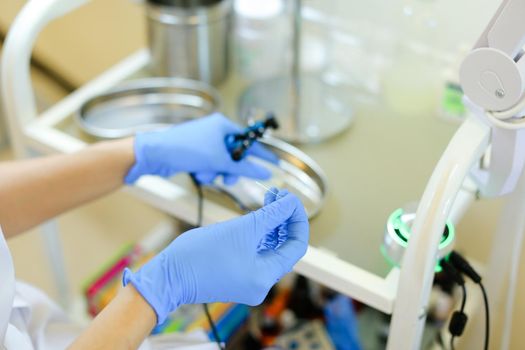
[190,175,204,227]
[450,284,467,350]
[189,174,225,350]
[459,284,467,313]
[448,251,490,350]
[206,185,252,212]
[448,252,481,284]
[204,303,224,350]
[480,282,490,350]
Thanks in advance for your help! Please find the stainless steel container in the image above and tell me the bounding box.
[76,77,221,139]
[146,0,232,86]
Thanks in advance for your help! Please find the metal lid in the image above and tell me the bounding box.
[146,0,232,24]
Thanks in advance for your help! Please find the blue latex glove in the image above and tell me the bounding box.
[123,191,309,324]
[125,113,278,185]
[258,187,290,251]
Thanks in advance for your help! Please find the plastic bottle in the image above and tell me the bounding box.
[382,0,444,118]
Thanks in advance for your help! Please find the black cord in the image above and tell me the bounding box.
[448,251,490,350]
[207,185,252,212]
[480,282,490,350]
[459,284,467,313]
[450,284,467,350]
[189,174,225,350]
[204,303,224,350]
[190,175,204,227]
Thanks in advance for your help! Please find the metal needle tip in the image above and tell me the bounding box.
[255,181,280,197]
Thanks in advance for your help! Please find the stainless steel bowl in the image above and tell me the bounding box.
[77,77,221,139]
[146,0,232,86]
[207,136,327,219]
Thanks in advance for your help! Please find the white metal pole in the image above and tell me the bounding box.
[0,0,89,312]
[40,220,71,309]
[1,0,88,156]
[462,165,525,349]
[387,117,490,349]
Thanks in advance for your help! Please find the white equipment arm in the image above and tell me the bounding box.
[460,0,525,113]
[389,0,525,348]
[458,0,525,197]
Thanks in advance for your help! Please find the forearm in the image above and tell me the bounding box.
[0,138,134,238]
[69,285,156,350]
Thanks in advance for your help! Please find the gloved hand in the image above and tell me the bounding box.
[124,113,278,185]
[257,188,290,251]
[123,190,309,324]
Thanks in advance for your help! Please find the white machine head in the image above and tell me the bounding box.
[460,0,525,115]
[459,0,525,197]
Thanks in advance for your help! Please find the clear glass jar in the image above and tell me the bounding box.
[233,0,290,81]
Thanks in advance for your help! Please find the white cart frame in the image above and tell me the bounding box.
[2,1,524,349]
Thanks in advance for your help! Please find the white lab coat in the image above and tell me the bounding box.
[0,227,218,350]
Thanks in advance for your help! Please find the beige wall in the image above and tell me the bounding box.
[0,0,145,87]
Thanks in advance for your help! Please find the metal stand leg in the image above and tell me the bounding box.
[290,0,302,135]
[238,0,353,144]
[19,149,71,310]
[40,220,71,310]
[0,111,8,150]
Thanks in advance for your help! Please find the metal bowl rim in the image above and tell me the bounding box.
[76,77,222,139]
[257,136,328,218]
